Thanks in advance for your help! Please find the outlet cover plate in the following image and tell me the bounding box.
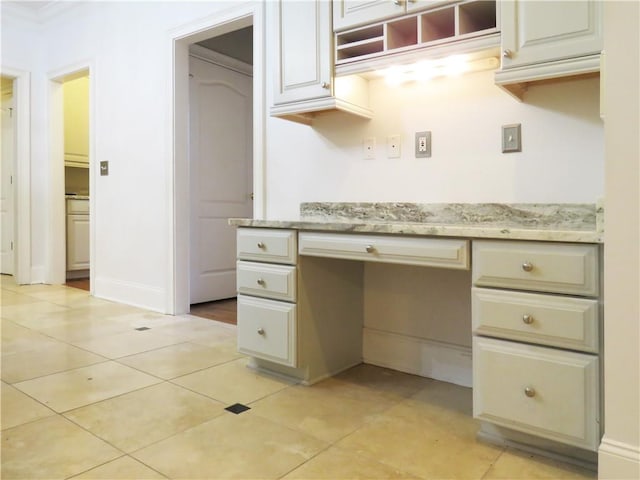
[363,137,376,159]
[415,131,431,158]
[502,124,522,153]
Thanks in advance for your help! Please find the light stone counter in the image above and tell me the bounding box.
[230,203,603,243]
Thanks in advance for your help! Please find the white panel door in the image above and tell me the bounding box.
[1,93,15,275]
[189,55,253,304]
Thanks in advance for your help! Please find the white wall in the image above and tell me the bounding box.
[2,2,604,310]
[266,71,603,219]
[599,1,640,478]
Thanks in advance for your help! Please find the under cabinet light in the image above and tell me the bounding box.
[378,55,499,86]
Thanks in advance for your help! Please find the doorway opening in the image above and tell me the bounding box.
[1,76,16,277]
[187,27,254,325]
[172,3,264,318]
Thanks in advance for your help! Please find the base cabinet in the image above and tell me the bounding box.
[66,199,89,272]
[472,240,602,453]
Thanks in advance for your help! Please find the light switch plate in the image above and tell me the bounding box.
[363,137,376,159]
[502,124,522,153]
[387,134,401,158]
[100,161,109,176]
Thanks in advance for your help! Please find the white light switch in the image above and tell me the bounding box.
[502,124,522,153]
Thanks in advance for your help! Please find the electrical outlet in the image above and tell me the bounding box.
[502,124,522,153]
[363,137,376,159]
[387,134,401,158]
[415,131,431,158]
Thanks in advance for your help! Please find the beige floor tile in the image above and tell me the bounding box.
[2,341,107,383]
[132,411,327,479]
[38,317,141,343]
[338,413,503,479]
[1,382,55,430]
[1,415,121,479]
[71,328,184,359]
[19,287,90,304]
[118,341,242,379]
[483,448,597,479]
[151,315,237,343]
[1,320,62,355]
[282,446,420,479]
[250,382,396,443]
[14,361,161,412]
[172,357,292,404]
[1,290,43,306]
[64,382,226,452]
[71,456,167,479]
[1,301,70,325]
[314,363,431,404]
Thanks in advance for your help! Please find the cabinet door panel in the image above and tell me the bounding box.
[67,214,90,270]
[333,0,404,31]
[501,0,602,69]
[274,0,332,105]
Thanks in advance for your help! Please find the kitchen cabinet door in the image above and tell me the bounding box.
[67,214,89,270]
[500,0,602,69]
[333,0,452,31]
[273,0,333,106]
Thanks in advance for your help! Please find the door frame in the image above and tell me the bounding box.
[47,64,94,288]
[0,67,30,285]
[170,2,265,315]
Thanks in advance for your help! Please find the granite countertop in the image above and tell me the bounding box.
[229,202,604,243]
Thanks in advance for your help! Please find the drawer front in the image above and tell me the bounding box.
[237,261,297,302]
[237,295,296,367]
[299,232,469,269]
[472,288,599,353]
[66,198,89,214]
[472,241,599,296]
[237,228,297,265]
[473,337,600,451]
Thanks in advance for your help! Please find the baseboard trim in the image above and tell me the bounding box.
[93,276,165,313]
[363,327,472,387]
[599,436,640,479]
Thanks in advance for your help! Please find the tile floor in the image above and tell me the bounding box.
[1,276,597,479]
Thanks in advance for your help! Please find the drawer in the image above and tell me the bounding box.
[237,295,297,367]
[473,337,600,451]
[299,232,469,269]
[66,198,89,214]
[472,241,599,296]
[472,288,599,353]
[237,228,297,265]
[237,261,296,302]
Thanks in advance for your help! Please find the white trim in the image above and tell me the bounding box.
[363,327,473,387]
[0,67,31,285]
[169,1,265,315]
[599,437,640,479]
[93,276,165,313]
[188,44,253,77]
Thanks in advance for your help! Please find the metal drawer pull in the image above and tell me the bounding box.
[521,261,534,272]
[256,278,265,286]
[257,327,265,335]
[524,386,536,398]
[257,242,265,249]
[365,245,375,253]
[522,314,534,324]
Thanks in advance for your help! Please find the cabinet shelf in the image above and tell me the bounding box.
[335,0,499,72]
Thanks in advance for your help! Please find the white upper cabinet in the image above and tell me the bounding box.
[271,0,373,124]
[496,0,602,99]
[333,0,454,31]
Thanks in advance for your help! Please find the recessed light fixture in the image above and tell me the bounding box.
[378,55,499,86]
